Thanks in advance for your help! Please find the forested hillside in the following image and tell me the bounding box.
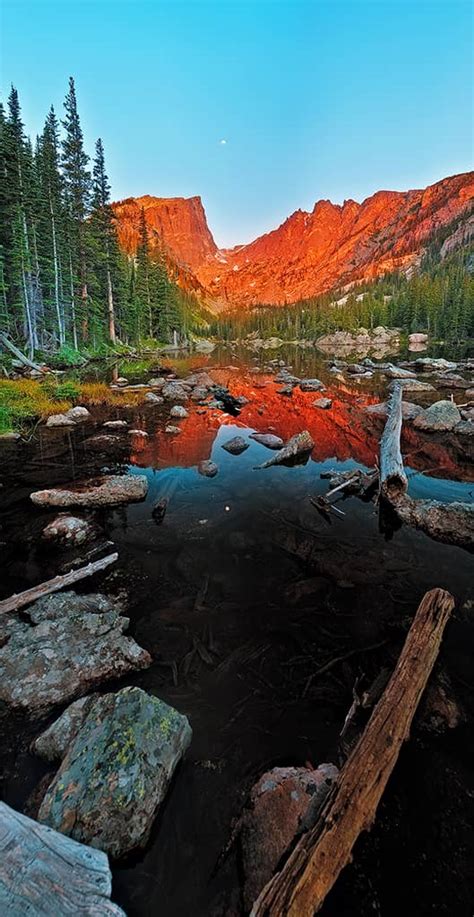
[0,79,206,361]
[211,232,474,343]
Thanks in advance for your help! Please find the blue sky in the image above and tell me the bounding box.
[1,0,472,247]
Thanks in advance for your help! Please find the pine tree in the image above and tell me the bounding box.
[90,138,121,343]
[36,107,67,344]
[61,77,91,341]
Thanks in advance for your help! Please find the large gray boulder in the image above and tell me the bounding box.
[0,802,124,916]
[36,687,192,859]
[0,592,151,714]
[413,400,462,432]
[31,474,148,508]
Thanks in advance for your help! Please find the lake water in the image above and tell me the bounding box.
[0,344,473,916]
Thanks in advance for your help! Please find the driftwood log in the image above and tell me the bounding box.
[0,552,118,615]
[378,383,473,548]
[251,588,455,916]
[0,802,124,915]
[379,382,408,500]
[0,332,44,372]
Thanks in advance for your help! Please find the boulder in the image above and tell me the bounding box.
[0,593,151,714]
[313,397,332,410]
[170,405,189,419]
[222,435,249,455]
[413,400,462,432]
[46,413,75,428]
[197,460,219,477]
[42,514,95,547]
[240,765,338,910]
[299,379,325,392]
[276,384,294,396]
[165,425,182,434]
[148,377,166,389]
[249,433,284,449]
[36,687,192,858]
[161,381,189,402]
[414,358,457,373]
[454,420,474,437]
[434,373,471,389]
[389,378,436,393]
[365,401,423,421]
[382,364,416,379]
[0,802,124,916]
[346,364,366,375]
[31,474,148,508]
[33,695,99,762]
[255,430,314,469]
[103,420,128,429]
[145,392,164,404]
[409,333,428,344]
[67,406,91,422]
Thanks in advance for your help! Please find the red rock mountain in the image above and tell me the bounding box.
[113,171,474,311]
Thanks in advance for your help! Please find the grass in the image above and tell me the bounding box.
[0,378,149,432]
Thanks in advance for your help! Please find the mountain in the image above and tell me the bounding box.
[112,171,474,312]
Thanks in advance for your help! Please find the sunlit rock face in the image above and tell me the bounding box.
[113,171,474,310]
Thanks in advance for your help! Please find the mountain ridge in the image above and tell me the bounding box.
[112,171,474,312]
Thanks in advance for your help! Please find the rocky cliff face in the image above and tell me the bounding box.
[113,171,474,310]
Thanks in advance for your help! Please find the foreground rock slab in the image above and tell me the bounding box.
[31,474,148,508]
[255,430,314,469]
[0,802,124,916]
[36,686,192,858]
[241,765,338,910]
[0,592,151,714]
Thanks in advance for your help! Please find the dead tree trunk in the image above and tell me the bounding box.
[0,332,44,372]
[379,382,407,500]
[0,552,118,615]
[251,588,455,917]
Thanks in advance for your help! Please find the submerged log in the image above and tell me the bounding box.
[251,588,455,916]
[0,552,118,615]
[379,383,408,500]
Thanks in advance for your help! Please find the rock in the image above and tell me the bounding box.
[0,593,151,714]
[346,363,366,375]
[170,405,189,419]
[46,413,75,428]
[454,420,474,437]
[464,389,474,399]
[414,357,457,373]
[276,384,294,396]
[165,425,182,434]
[33,695,99,762]
[198,460,219,477]
[103,420,128,429]
[409,332,429,343]
[434,373,471,389]
[274,372,300,385]
[115,377,128,386]
[249,433,284,449]
[419,671,464,734]
[389,379,436,392]
[212,386,243,415]
[195,338,215,352]
[128,429,148,437]
[85,434,126,452]
[148,377,166,389]
[36,687,192,858]
[313,397,332,409]
[0,802,124,916]
[221,435,249,455]
[42,514,95,547]
[152,497,168,523]
[255,430,314,469]
[365,401,423,421]
[413,400,462,432]
[382,365,416,379]
[191,386,210,401]
[67,406,91,422]
[31,475,148,508]
[240,765,338,910]
[161,381,189,402]
[299,379,325,392]
[145,391,164,404]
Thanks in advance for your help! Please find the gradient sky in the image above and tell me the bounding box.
[1,0,472,247]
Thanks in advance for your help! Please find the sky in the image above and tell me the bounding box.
[1,0,472,247]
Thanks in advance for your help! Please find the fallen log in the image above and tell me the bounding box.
[379,382,407,500]
[0,552,118,615]
[251,587,455,916]
[0,332,45,372]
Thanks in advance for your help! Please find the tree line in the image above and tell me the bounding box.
[0,78,199,360]
[211,231,474,344]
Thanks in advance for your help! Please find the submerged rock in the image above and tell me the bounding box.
[36,687,192,858]
[365,401,424,421]
[31,474,148,508]
[255,430,314,469]
[0,593,151,714]
[221,435,249,455]
[249,432,284,449]
[161,381,189,402]
[413,400,462,432]
[198,459,219,477]
[299,378,325,392]
[0,802,124,916]
[313,397,332,410]
[42,514,95,547]
[240,765,338,909]
[170,405,189,419]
